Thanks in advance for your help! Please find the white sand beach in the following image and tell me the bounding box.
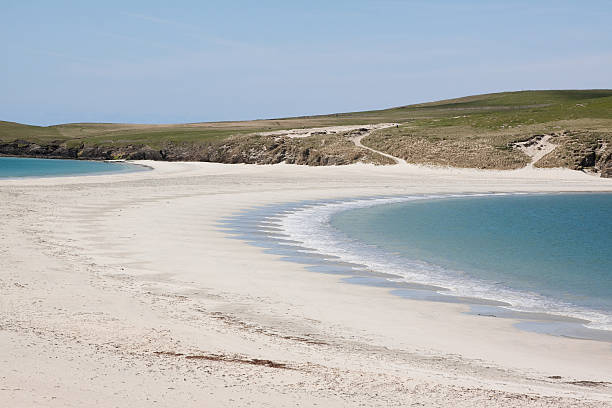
[2,162,612,407]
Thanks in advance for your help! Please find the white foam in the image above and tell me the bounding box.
[273,195,612,331]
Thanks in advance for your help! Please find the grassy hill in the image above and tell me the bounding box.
[2,90,612,173]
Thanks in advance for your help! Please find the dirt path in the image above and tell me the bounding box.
[258,122,407,165]
[349,125,408,165]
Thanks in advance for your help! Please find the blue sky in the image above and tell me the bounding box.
[2,0,611,125]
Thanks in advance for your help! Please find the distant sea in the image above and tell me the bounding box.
[277,193,612,331]
[0,157,147,178]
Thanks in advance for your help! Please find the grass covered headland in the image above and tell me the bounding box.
[1,90,611,176]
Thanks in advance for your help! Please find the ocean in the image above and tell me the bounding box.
[267,193,612,335]
[0,156,147,178]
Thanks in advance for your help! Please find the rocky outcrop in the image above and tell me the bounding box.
[0,140,79,158]
[0,140,165,161]
[599,150,612,178]
[160,135,378,165]
[532,132,612,178]
[0,133,388,166]
[584,140,611,178]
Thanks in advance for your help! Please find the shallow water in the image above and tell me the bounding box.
[219,194,612,341]
[328,193,612,330]
[0,156,147,178]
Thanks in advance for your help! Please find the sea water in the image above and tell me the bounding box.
[277,193,612,330]
[0,157,147,178]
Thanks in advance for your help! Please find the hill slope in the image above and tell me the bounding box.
[1,90,612,175]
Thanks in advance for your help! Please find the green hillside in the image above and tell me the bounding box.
[1,90,612,173]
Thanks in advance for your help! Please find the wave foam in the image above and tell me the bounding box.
[272,194,612,331]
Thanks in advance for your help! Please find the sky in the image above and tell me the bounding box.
[2,0,612,126]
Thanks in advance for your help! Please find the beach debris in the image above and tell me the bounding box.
[566,380,611,388]
[154,351,290,369]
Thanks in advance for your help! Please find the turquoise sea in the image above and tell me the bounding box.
[0,157,147,178]
[269,193,612,332]
[328,194,612,329]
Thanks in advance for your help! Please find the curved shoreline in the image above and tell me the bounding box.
[3,160,612,406]
[220,193,612,342]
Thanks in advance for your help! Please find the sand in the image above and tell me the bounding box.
[256,123,398,138]
[514,135,558,168]
[1,161,612,407]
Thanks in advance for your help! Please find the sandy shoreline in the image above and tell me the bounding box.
[230,193,612,339]
[2,161,612,407]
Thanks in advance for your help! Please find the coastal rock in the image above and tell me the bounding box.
[600,152,612,178]
[0,141,165,162]
[1,133,393,166]
[0,140,79,159]
[579,151,597,168]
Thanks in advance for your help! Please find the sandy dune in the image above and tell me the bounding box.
[514,135,559,168]
[1,162,612,407]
